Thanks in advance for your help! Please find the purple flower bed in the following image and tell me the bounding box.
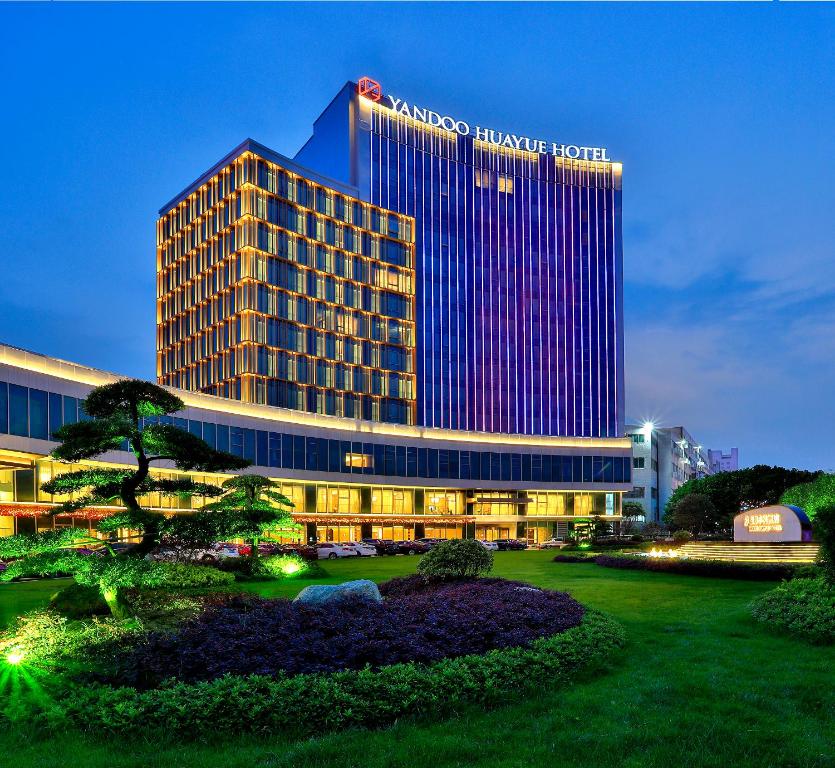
[111,577,585,689]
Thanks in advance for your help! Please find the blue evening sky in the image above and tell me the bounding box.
[1,3,833,470]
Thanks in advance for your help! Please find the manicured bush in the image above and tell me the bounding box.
[672,530,692,543]
[13,610,624,740]
[812,504,835,583]
[217,555,271,579]
[0,609,142,669]
[109,578,585,688]
[594,553,799,581]
[218,553,325,581]
[49,583,109,619]
[417,539,493,579]
[552,554,597,563]
[750,577,835,644]
[261,552,309,578]
[151,562,235,590]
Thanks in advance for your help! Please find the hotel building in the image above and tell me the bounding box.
[0,77,632,543]
[0,345,630,543]
[157,141,417,426]
[296,79,624,437]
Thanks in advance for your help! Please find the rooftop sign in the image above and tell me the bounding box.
[357,76,611,162]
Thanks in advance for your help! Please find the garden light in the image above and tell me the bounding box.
[278,560,302,575]
[6,648,24,666]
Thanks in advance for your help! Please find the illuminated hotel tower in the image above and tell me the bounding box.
[297,79,625,438]
[157,142,417,424]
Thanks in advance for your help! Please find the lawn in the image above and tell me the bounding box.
[1,551,833,768]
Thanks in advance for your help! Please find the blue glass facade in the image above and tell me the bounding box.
[0,378,630,486]
[297,83,625,439]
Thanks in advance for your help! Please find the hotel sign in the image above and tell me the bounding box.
[733,504,812,543]
[357,77,611,162]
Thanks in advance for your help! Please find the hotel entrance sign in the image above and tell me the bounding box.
[357,77,611,162]
[733,505,813,543]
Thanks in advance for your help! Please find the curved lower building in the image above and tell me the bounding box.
[0,344,630,543]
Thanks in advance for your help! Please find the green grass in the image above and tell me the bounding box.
[1,551,833,768]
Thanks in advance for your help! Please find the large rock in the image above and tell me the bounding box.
[293,579,382,606]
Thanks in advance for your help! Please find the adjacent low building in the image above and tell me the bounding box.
[624,422,711,523]
[708,448,739,474]
[0,344,632,544]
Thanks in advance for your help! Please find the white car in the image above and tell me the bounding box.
[342,542,378,557]
[477,540,499,551]
[316,542,359,560]
[538,538,567,550]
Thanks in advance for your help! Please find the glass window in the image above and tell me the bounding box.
[29,389,48,440]
[9,384,28,437]
[62,396,78,426]
[48,392,62,439]
[0,382,8,434]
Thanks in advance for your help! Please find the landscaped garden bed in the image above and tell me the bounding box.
[110,575,588,687]
[1,541,626,741]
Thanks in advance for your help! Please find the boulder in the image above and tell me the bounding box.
[294,578,382,606]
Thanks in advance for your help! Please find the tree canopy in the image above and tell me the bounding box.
[2,380,255,617]
[195,474,300,557]
[43,380,250,552]
[668,493,716,536]
[781,474,835,521]
[663,465,820,534]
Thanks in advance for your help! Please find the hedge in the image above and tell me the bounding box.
[593,553,802,581]
[750,577,835,644]
[12,610,624,740]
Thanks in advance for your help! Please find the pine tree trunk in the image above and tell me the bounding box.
[101,586,131,619]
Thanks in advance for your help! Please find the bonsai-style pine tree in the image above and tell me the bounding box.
[42,379,250,554]
[198,475,300,561]
[0,380,252,617]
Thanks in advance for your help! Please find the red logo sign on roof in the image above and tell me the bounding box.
[358,77,383,102]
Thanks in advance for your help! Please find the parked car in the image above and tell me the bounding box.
[150,543,240,563]
[494,539,528,551]
[477,540,499,551]
[395,540,431,555]
[236,543,283,557]
[316,542,358,560]
[361,538,401,556]
[414,537,445,548]
[538,538,567,550]
[341,541,378,557]
[277,543,319,562]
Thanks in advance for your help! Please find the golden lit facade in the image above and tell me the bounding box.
[157,140,417,425]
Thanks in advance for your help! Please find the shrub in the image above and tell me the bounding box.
[151,562,235,590]
[812,504,835,583]
[262,553,309,578]
[672,530,692,543]
[13,610,624,740]
[417,539,493,579]
[594,553,799,581]
[109,578,585,688]
[0,609,142,670]
[49,583,109,619]
[552,554,597,563]
[750,577,835,644]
